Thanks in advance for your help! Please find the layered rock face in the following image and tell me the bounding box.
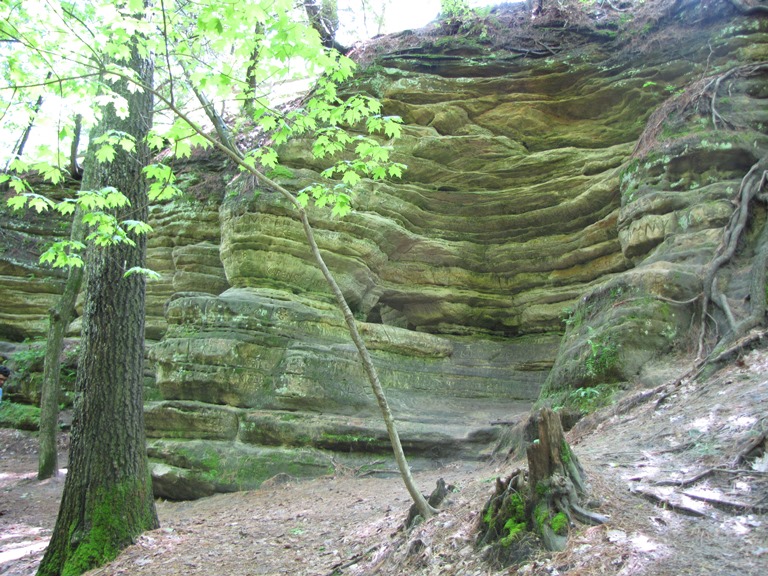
[0,193,70,342]
[543,11,768,396]
[1,1,765,498]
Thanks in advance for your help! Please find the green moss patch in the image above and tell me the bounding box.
[0,401,40,431]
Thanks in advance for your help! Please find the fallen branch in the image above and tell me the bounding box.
[680,491,768,514]
[630,486,708,517]
[653,468,714,488]
[325,544,381,575]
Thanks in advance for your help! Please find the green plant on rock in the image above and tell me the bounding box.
[564,383,618,414]
[439,0,476,34]
[440,0,472,21]
[562,303,591,329]
[12,339,47,377]
[584,327,618,379]
[0,401,41,430]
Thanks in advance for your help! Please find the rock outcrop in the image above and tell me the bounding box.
[1,0,765,498]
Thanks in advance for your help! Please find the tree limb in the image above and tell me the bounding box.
[107,67,437,520]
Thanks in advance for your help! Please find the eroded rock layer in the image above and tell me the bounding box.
[1,1,765,498]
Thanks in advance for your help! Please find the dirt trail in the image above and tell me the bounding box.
[1,350,767,576]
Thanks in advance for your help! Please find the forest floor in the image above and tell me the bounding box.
[1,348,767,576]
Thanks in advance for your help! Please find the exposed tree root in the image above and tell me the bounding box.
[733,431,767,467]
[630,486,708,517]
[697,160,768,361]
[653,468,715,487]
[477,409,606,565]
[680,490,768,514]
[655,467,768,488]
[726,0,768,15]
[633,62,768,157]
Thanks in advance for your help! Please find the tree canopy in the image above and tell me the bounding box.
[1,0,404,260]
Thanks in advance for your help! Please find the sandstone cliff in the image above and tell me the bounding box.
[1,0,766,498]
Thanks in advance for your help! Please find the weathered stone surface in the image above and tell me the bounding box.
[146,200,229,341]
[148,439,335,498]
[0,204,69,341]
[1,1,765,499]
[543,14,768,397]
[150,288,556,411]
[145,401,240,440]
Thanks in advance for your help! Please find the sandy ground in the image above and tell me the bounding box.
[1,349,767,576]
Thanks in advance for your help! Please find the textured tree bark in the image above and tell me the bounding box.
[478,409,606,564]
[36,44,159,576]
[37,211,84,479]
[303,0,345,51]
[527,408,606,551]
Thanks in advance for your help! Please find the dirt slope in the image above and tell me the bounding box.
[1,347,767,576]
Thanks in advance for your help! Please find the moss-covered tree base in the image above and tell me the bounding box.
[37,479,158,576]
[477,408,607,566]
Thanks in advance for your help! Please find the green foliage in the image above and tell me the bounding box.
[584,327,618,379]
[440,0,473,21]
[145,163,183,202]
[93,130,136,163]
[561,305,588,329]
[0,401,41,431]
[562,383,618,414]
[439,0,488,36]
[7,340,79,400]
[8,184,148,268]
[11,339,47,378]
[3,0,407,270]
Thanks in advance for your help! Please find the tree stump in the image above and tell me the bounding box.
[527,408,607,550]
[477,408,607,564]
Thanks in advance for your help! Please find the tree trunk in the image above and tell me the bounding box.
[37,211,84,479]
[243,27,263,117]
[70,114,84,179]
[527,408,606,551]
[297,209,437,520]
[303,0,345,51]
[3,72,51,173]
[36,44,158,576]
[478,409,607,564]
